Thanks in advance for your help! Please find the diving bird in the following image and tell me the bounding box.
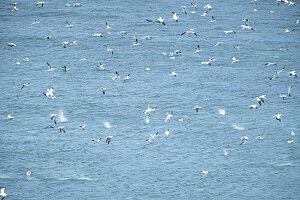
[36,1,44,7]
[105,136,114,144]
[0,188,8,200]
[181,28,197,36]
[144,105,156,115]
[289,71,297,77]
[210,16,216,22]
[172,12,179,22]
[181,6,187,14]
[112,71,120,80]
[288,86,291,96]
[21,83,30,89]
[201,11,208,16]
[66,21,73,28]
[193,105,202,112]
[273,114,283,122]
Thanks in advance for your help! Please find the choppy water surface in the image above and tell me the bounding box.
[0,0,299,199]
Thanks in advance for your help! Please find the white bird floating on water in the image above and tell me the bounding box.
[124,74,130,80]
[284,28,295,33]
[249,104,258,109]
[215,42,223,46]
[255,136,263,140]
[92,33,103,37]
[7,115,14,120]
[66,21,73,28]
[0,188,8,200]
[112,71,120,80]
[74,3,81,7]
[224,30,236,34]
[99,63,105,70]
[45,35,52,39]
[200,171,208,174]
[279,93,287,100]
[143,36,152,40]
[32,20,40,25]
[273,114,283,122]
[265,62,276,66]
[287,140,293,144]
[195,45,203,52]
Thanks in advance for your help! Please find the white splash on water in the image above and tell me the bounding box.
[58,110,67,122]
[232,124,245,130]
[145,117,150,124]
[224,149,228,156]
[104,121,111,129]
[218,109,226,116]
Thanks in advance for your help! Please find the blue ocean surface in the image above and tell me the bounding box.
[0,0,299,199]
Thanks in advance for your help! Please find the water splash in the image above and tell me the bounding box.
[224,149,228,156]
[218,109,226,116]
[232,124,245,130]
[145,117,150,124]
[104,121,111,129]
[58,110,67,122]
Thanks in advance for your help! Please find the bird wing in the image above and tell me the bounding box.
[181,32,186,35]
[146,19,154,23]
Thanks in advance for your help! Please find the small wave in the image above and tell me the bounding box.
[276,163,297,167]
[232,124,245,130]
[55,177,98,181]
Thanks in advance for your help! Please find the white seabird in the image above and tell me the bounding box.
[204,4,212,10]
[215,42,223,46]
[32,20,40,25]
[269,67,285,80]
[232,57,240,63]
[74,3,81,7]
[7,115,14,120]
[92,138,102,144]
[193,105,202,112]
[92,33,103,37]
[201,11,208,16]
[195,45,203,52]
[0,188,8,200]
[165,129,170,139]
[45,35,52,39]
[288,86,291,96]
[36,2,45,7]
[165,112,173,122]
[8,43,17,47]
[58,126,66,133]
[146,132,158,142]
[66,21,73,28]
[181,28,197,37]
[46,63,56,71]
[265,62,276,66]
[104,45,114,54]
[284,28,295,33]
[43,88,55,98]
[99,63,105,70]
[279,93,286,100]
[124,74,130,80]
[234,45,240,50]
[79,125,86,130]
[181,6,187,14]
[105,136,114,144]
[255,136,263,140]
[97,87,106,95]
[21,83,30,89]
[249,104,258,109]
[210,16,216,22]
[201,171,208,174]
[144,105,156,115]
[201,60,211,66]
[273,114,283,122]
[224,30,236,34]
[169,72,178,77]
[105,22,112,30]
[142,36,152,40]
[132,39,140,46]
[289,70,297,77]
[241,25,255,31]
[112,71,120,80]
[120,31,127,35]
[172,12,179,22]
[26,169,31,179]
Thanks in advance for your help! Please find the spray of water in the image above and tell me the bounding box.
[59,110,67,122]
[104,121,111,129]
[218,109,226,116]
